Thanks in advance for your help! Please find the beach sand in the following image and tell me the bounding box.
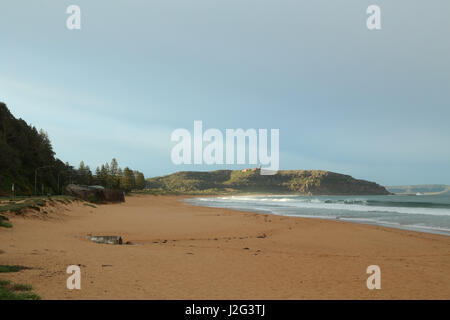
[0,194,449,299]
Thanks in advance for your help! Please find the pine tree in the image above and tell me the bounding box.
[135,171,146,190]
[120,167,135,192]
[77,161,92,185]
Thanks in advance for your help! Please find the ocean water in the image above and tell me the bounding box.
[187,194,450,236]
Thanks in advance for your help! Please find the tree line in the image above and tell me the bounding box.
[72,158,146,192]
[0,102,146,196]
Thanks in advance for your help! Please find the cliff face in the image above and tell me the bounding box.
[288,170,390,195]
[147,170,391,195]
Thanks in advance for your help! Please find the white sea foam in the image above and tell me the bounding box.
[187,194,450,236]
[209,196,450,216]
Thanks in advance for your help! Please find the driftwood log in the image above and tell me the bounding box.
[90,235,123,245]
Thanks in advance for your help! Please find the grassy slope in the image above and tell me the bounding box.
[0,195,76,228]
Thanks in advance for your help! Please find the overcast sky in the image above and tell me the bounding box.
[1,0,449,185]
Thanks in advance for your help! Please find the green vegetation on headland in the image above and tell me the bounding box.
[0,266,40,300]
[145,169,391,195]
[0,102,145,196]
[386,184,450,195]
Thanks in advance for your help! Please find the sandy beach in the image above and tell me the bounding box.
[0,194,449,300]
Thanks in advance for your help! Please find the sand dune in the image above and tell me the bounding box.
[0,195,449,299]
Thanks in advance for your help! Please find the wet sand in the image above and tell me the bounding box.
[0,194,449,299]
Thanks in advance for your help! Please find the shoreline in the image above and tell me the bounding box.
[1,194,449,299]
[186,194,450,237]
